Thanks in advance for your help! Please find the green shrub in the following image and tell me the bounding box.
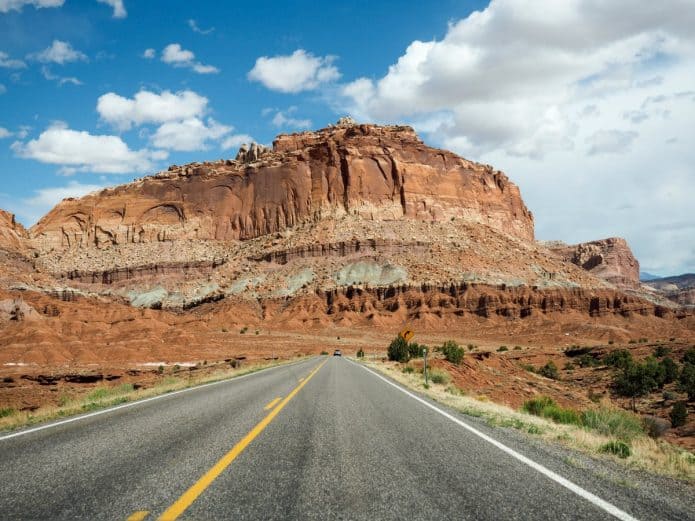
[320,350,329,355]
[670,401,688,427]
[663,390,677,401]
[441,340,465,365]
[467,344,476,351]
[563,362,576,370]
[654,345,671,358]
[682,347,695,365]
[0,407,15,418]
[173,364,181,372]
[402,365,414,374]
[514,346,522,350]
[157,365,164,374]
[520,363,536,373]
[497,345,508,352]
[613,360,661,407]
[578,354,601,368]
[240,326,248,334]
[638,338,648,343]
[581,407,644,441]
[628,339,637,344]
[429,368,451,385]
[679,363,695,400]
[604,349,633,369]
[600,440,631,458]
[407,342,424,359]
[522,396,556,416]
[387,336,410,362]
[608,340,615,345]
[356,348,365,358]
[538,361,559,380]
[660,357,679,384]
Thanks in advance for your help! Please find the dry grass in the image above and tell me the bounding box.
[0,358,298,434]
[365,359,695,482]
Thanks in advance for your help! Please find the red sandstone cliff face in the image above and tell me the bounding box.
[29,124,533,252]
[548,237,640,290]
[0,210,28,255]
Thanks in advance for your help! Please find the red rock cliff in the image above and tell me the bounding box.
[29,123,534,251]
[0,210,28,255]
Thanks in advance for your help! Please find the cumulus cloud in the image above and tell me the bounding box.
[161,43,218,74]
[0,51,26,68]
[150,118,232,152]
[97,0,126,18]
[97,89,208,131]
[334,0,695,274]
[11,122,163,174]
[142,48,155,59]
[0,0,63,13]
[188,19,213,35]
[0,127,11,138]
[221,134,254,150]
[31,40,87,64]
[248,49,340,93]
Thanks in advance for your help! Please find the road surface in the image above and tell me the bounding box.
[0,356,692,520]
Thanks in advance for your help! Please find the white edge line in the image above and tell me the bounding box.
[0,357,319,442]
[351,360,639,521]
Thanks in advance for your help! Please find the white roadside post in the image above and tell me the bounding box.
[423,347,428,386]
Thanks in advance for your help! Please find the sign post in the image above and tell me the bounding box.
[423,347,428,386]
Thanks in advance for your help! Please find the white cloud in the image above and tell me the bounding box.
[0,127,11,138]
[335,0,695,274]
[248,49,340,93]
[31,40,87,64]
[142,48,155,59]
[188,19,214,35]
[41,65,82,86]
[0,51,26,68]
[97,89,209,131]
[221,134,253,150]
[161,43,219,74]
[267,107,311,129]
[97,0,126,18]
[0,0,63,13]
[150,118,231,152]
[11,122,163,174]
[0,83,6,94]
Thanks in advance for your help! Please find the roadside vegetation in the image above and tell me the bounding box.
[364,340,695,482]
[0,358,296,434]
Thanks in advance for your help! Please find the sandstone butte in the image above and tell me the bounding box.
[0,121,692,370]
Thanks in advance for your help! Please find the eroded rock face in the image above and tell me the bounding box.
[548,237,640,289]
[0,210,28,255]
[30,124,534,252]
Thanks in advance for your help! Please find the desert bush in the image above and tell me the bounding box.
[604,349,633,369]
[522,396,580,425]
[320,350,329,355]
[670,401,688,427]
[356,348,365,358]
[654,345,671,358]
[608,340,615,345]
[682,347,695,365]
[0,407,15,418]
[580,407,644,441]
[402,365,414,374]
[679,363,695,400]
[600,440,631,459]
[613,360,661,408]
[407,342,424,359]
[467,344,476,351]
[441,340,465,365]
[520,363,536,373]
[662,390,677,401]
[564,362,576,370]
[240,326,248,334]
[497,345,508,352]
[388,336,410,363]
[660,357,679,384]
[578,354,601,368]
[514,346,522,350]
[157,365,164,374]
[538,361,559,380]
[429,368,451,385]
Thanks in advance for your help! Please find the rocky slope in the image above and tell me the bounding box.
[642,273,695,307]
[0,210,29,255]
[547,237,640,290]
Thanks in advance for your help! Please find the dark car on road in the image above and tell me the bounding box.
[333,349,342,356]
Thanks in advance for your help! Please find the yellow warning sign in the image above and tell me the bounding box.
[399,328,415,342]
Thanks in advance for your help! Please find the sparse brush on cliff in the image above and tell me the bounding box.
[441,341,464,365]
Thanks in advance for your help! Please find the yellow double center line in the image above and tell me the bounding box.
[157,359,327,521]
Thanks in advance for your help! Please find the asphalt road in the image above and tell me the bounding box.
[0,356,692,520]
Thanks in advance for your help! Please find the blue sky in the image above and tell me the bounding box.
[0,0,693,276]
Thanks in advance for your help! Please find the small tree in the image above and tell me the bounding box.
[679,363,695,401]
[387,336,410,363]
[660,357,679,385]
[670,401,687,428]
[614,362,659,410]
[441,340,464,365]
[604,349,633,369]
